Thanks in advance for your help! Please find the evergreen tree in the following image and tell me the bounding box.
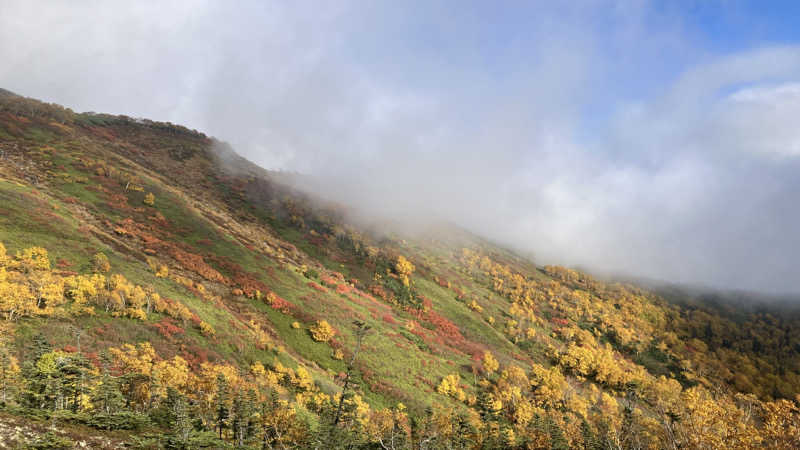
[19,333,52,409]
[30,333,52,359]
[477,390,500,422]
[93,367,125,415]
[259,393,275,450]
[232,388,256,447]
[313,397,359,449]
[171,389,192,446]
[0,346,17,406]
[542,415,569,450]
[333,320,370,426]
[215,373,230,440]
[580,419,601,450]
[411,406,438,450]
[57,352,92,412]
[450,412,476,450]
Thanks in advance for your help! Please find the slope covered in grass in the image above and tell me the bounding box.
[2,91,800,448]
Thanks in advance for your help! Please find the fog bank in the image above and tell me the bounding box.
[2,1,800,293]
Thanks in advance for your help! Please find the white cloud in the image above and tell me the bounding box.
[1,1,800,293]
[714,83,800,157]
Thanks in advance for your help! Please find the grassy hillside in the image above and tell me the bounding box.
[1,90,800,448]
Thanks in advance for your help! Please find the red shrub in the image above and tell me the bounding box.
[181,345,210,369]
[234,274,270,299]
[268,293,294,313]
[84,352,101,369]
[335,284,351,294]
[358,290,377,302]
[189,314,203,326]
[152,317,185,339]
[307,281,328,293]
[148,212,170,228]
[369,284,388,300]
[308,234,326,247]
[169,247,227,283]
[382,314,397,325]
[330,271,345,281]
[320,275,338,286]
[407,299,465,344]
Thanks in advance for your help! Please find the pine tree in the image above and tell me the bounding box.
[259,392,275,450]
[232,389,256,447]
[93,366,125,415]
[411,406,439,450]
[542,415,570,450]
[477,390,501,422]
[0,347,18,406]
[171,389,192,446]
[333,320,371,426]
[215,373,230,440]
[20,334,53,409]
[580,419,601,450]
[450,412,476,449]
[58,352,92,412]
[30,333,52,361]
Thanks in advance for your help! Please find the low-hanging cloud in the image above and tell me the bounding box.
[1,1,799,294]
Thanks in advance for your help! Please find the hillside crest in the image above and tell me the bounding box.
[1,91,800,448]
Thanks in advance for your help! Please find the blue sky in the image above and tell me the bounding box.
[686,1,800,50]
[2,1,800,293]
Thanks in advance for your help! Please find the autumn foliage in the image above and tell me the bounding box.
[309,319,335,343]
[3,93,800,448]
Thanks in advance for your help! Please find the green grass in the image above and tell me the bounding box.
[256,301,345,373]
[24,126,55,143]
[0,180,98,268]
[0,123,544,419]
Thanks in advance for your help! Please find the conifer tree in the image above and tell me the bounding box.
[215,373,230,440]
[232,389,256,447]
[0,345,18,406]
[171,388,192,446]
[580,419,601,450]
[93,366,125,415]
[20,334,52,409]
[333,320,371,426]
[58,352,92,412]
[450,412,476,450]
[30,332,52,361]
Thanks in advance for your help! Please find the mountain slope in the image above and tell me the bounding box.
[1,91,800,448]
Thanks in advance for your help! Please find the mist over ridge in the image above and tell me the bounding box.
[3,1,800,294]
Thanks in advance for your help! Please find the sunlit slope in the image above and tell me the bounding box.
[2,90,800,448]
[0,91,532,415]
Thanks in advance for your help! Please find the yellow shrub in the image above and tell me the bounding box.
[310,320,335,342]
[437,373,466,401]
[143,192,155,206]
[199,321,215,337]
